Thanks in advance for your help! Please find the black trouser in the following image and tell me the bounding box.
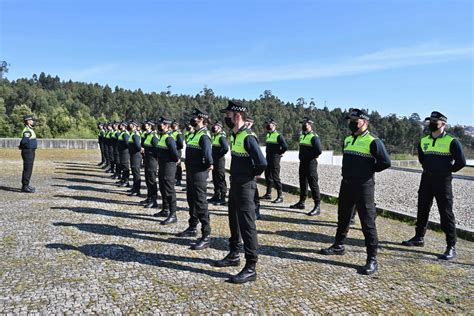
[99,141,105,163]
[145,155,158,198]
[335,178,378,257]
[212,157,227,197]
[104,142,110,166]
[114,147,121,176]
[175,150,182,182]
[21,149,35,187]
[186,169,211,236]
[130,152,142,192]
[299,159,320,204]
[228,178,258,265]
[107,144,115,172]
[265,154,282,196]
[119,151,130,181]
[415,173,456,246]
[159,160,177,212]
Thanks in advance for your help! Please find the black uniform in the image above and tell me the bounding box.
[172,130,184,185]
[298,131,322,205]
[264,130,288,198]
[227,126,267,266]
[98,128,106,165]
[184,126,213,236]
[113,130,121,177]
[334,130,391,258]
[128,130,142,193]
[118,130,130,183]
[106,129,115,172]
[143,131,159,203]
[19,125,38,189]
[211,131,229,200]
[415,132,466,246]
[156,132,180,214]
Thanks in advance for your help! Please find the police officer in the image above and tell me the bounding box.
[208,120,229,205]
[97,123,106,166]
[105,123,115,173]
[402,111,466,260]
[155,117,180,225]
[127,120,142,196]
[117,121,130,187]
[261,118,288,203]
[213,100,267,284]
[184,122,194,144]
[177,108,213,251]
[19,115,38,193]
[140,120,159,208]
[111,121,121,179]
[290,117,323,216]
[171,120,184,187]
[320,108,391,275]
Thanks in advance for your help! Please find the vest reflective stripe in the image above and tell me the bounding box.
[105,131,111,139]
[420,134,454,156]
[343,132,376,157]
[187,128,209,149]
[111,131,118,139]
[212,132,226,147]
[299,132,316,147]
[143,132,156,147]
[231,130,250,157]
[157,133,170,149]
[266,131,280,144]
[22,127,36,139]
[118,131,129,141]
[129,131,139,143]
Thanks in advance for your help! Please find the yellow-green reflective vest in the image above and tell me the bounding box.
[129,131,139,143]
[171,130,181,141]
[420,133,454,156]
[22,127,36,139]
[118,131,129,141]
[231,130,250,157]
[187,129,209,149]
[156,132,170,149]
[105,131,112,139]
[343,132,376,158]
[143,132,156,147]
[111,131,118,139]
[212,132,226,147]
[299,131,317,147]
[266,131,280,144]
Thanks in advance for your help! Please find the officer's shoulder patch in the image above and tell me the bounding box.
[23,132,31,138]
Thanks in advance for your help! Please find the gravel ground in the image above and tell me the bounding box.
[278,162,474,230]
[0,149,473,313]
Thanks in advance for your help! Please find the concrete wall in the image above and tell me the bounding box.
[0,138,99,150]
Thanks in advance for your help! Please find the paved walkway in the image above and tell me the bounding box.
[0,149,472,314]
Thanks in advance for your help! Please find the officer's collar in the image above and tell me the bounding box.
[234,125,248,135]
[195,126,207,133]
[352,129,369,137]
[429,131,446,139]
[303,130,313,135]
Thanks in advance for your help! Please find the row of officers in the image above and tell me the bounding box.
[19,105,466,284]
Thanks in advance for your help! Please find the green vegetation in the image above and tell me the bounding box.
[1,73,473,155]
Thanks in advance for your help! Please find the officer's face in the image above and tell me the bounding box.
[26,119,34,126]
[428,119,444,129]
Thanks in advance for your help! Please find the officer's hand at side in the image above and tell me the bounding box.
[208,165,213,171]
[140,148,144,154]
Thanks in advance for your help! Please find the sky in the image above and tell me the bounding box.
[1,0,473,125]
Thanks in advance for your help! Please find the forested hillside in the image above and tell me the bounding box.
[1,73,472,155]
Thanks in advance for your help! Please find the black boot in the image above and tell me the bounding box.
[320,244,345,255]
[358,257,378,275]
[438,246,456,260]
[176,180,182,187]
[401,236,424,247]
[272,195,283,204]
[161,211,177,225]
[260,192,272,200]
[307,203,321,216]
[212,252,241,267]
[21,185,36,193]
[144,197,158,208]
[229,264,257,284]
[214,194,226,206]
[153,209,170,217]
[191,236,210,250]
[207,194,218,203]
[290,201,305,209]
[119,181,130,187]
[139,197,151,205]
[177,227,197,237]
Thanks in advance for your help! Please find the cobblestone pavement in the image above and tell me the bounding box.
[0,149,473,314]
